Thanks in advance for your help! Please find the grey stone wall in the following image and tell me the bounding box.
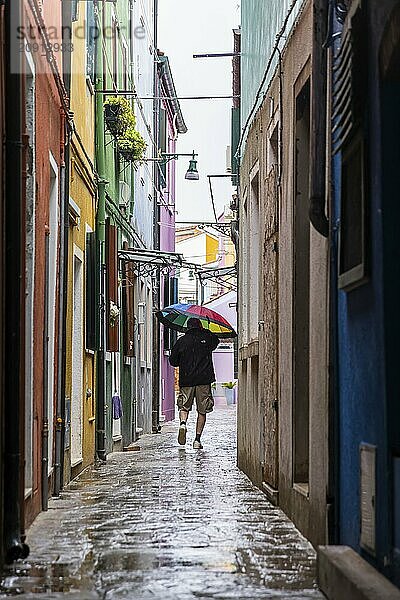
[237,0,329,547]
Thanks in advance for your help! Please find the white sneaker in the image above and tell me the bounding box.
[178,423,187,445]
[193,440,203,449]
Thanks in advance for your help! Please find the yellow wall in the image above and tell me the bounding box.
[205,234,219,264]
[64,8,97,481]
[223,237,236,267]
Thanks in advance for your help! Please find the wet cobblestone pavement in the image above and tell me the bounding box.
[1,407,325,599]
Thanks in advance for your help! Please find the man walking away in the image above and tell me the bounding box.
[169,317,219,449]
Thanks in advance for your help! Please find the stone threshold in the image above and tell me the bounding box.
[318,545,400,600]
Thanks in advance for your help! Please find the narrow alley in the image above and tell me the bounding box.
[2,0,400,596]
[1,408,323,599]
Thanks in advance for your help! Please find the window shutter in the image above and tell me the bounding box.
[170,277,178,348]
[86,1,96,82]
[122,259,135,357]
[159,108,167,188]
[106,219,119,352]
[71,0,79,22]
[332,0,367,153]
[333,1,369,291]
[85,232,96,350]
[163,277,171,350]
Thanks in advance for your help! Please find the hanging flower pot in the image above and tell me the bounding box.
[117,126,147,163]
[104,97,136,137]
[119,148,138,162]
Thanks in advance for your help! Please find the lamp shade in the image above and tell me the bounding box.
[185,156,199,180]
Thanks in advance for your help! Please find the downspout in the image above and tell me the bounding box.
[54,155,67,496]
[309,0,329,238]
[54,0,72,497]
[95,3,107,461]
[327,0,341,545]
[3,0,29,562]
[152,0,161,433]
[42,229,50,510]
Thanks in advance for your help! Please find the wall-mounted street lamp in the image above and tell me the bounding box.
[142,151,199,181]
[185,153,199,180]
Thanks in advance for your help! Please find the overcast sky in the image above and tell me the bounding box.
[158,0,241,224]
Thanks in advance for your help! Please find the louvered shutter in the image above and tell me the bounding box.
[170,277,178,348]
[334,0,368,290]
[332,0,367,153]
[122,258,135,357]
[163,277,171,350]
[106,220,119,351]
[85,232,96,350]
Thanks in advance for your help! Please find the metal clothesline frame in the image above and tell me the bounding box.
[118,248,237,289]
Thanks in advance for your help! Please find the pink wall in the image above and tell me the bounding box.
[160,120,177,421]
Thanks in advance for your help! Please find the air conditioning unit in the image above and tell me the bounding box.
[119,181,131,208]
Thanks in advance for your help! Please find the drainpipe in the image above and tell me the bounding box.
[95,5,107,461]
[3,0,29,563]
[152,0,161,433]
[42,229,50,510]
[54,0,72,496]
[54,154,67,495]
[327,0,341,545]
[309,0,329,238]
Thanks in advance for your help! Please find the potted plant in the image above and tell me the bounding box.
[118,126,147,162]
[221,381,237,405]
[104,96,135,137]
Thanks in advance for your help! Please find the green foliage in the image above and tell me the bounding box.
[104,97,146,161]
[118,126,147,162]
[104,96,136,135]
[221,381,237,389]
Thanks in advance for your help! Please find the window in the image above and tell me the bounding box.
[112,16,118,87]
[86,1,96,83]
[106,219,119,352]
[159,107,167,188]
[293,79,311,490]
[248,169,260,341]
[338,132,367,290]
[163,276,178,351]
[122,258,135,357]
[333,1,368,290]
[122,41,128,91]
[85,232,96,350]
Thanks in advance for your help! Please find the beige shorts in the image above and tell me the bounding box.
[177,385,214,415]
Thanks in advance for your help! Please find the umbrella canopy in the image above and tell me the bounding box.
[156,303,237,339]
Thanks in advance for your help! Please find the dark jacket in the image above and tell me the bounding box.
[169,328,219,387]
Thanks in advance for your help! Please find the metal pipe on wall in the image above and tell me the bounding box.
[152,0,161,434]
[54,0,73,497]
[42,230,50,511]
[309,0,330,237]
[3,0,29,563]
[54,157,67,496]
[95,1,107,460]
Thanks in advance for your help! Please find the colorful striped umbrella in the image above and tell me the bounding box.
[156,303,237,339]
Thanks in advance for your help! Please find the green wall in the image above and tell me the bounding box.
[241,0,305,145]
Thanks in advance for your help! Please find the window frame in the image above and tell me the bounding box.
[338,129,369,291]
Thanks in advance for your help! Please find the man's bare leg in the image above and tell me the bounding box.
[178,409,188,445]
[196,412,206,436]
[193,412,206,448]
[179,409,189,424]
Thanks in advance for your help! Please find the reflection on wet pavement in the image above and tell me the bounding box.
[0,407,325,599]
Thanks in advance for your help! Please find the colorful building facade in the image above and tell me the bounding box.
[64,0,97,483]
[157,54,187,423]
